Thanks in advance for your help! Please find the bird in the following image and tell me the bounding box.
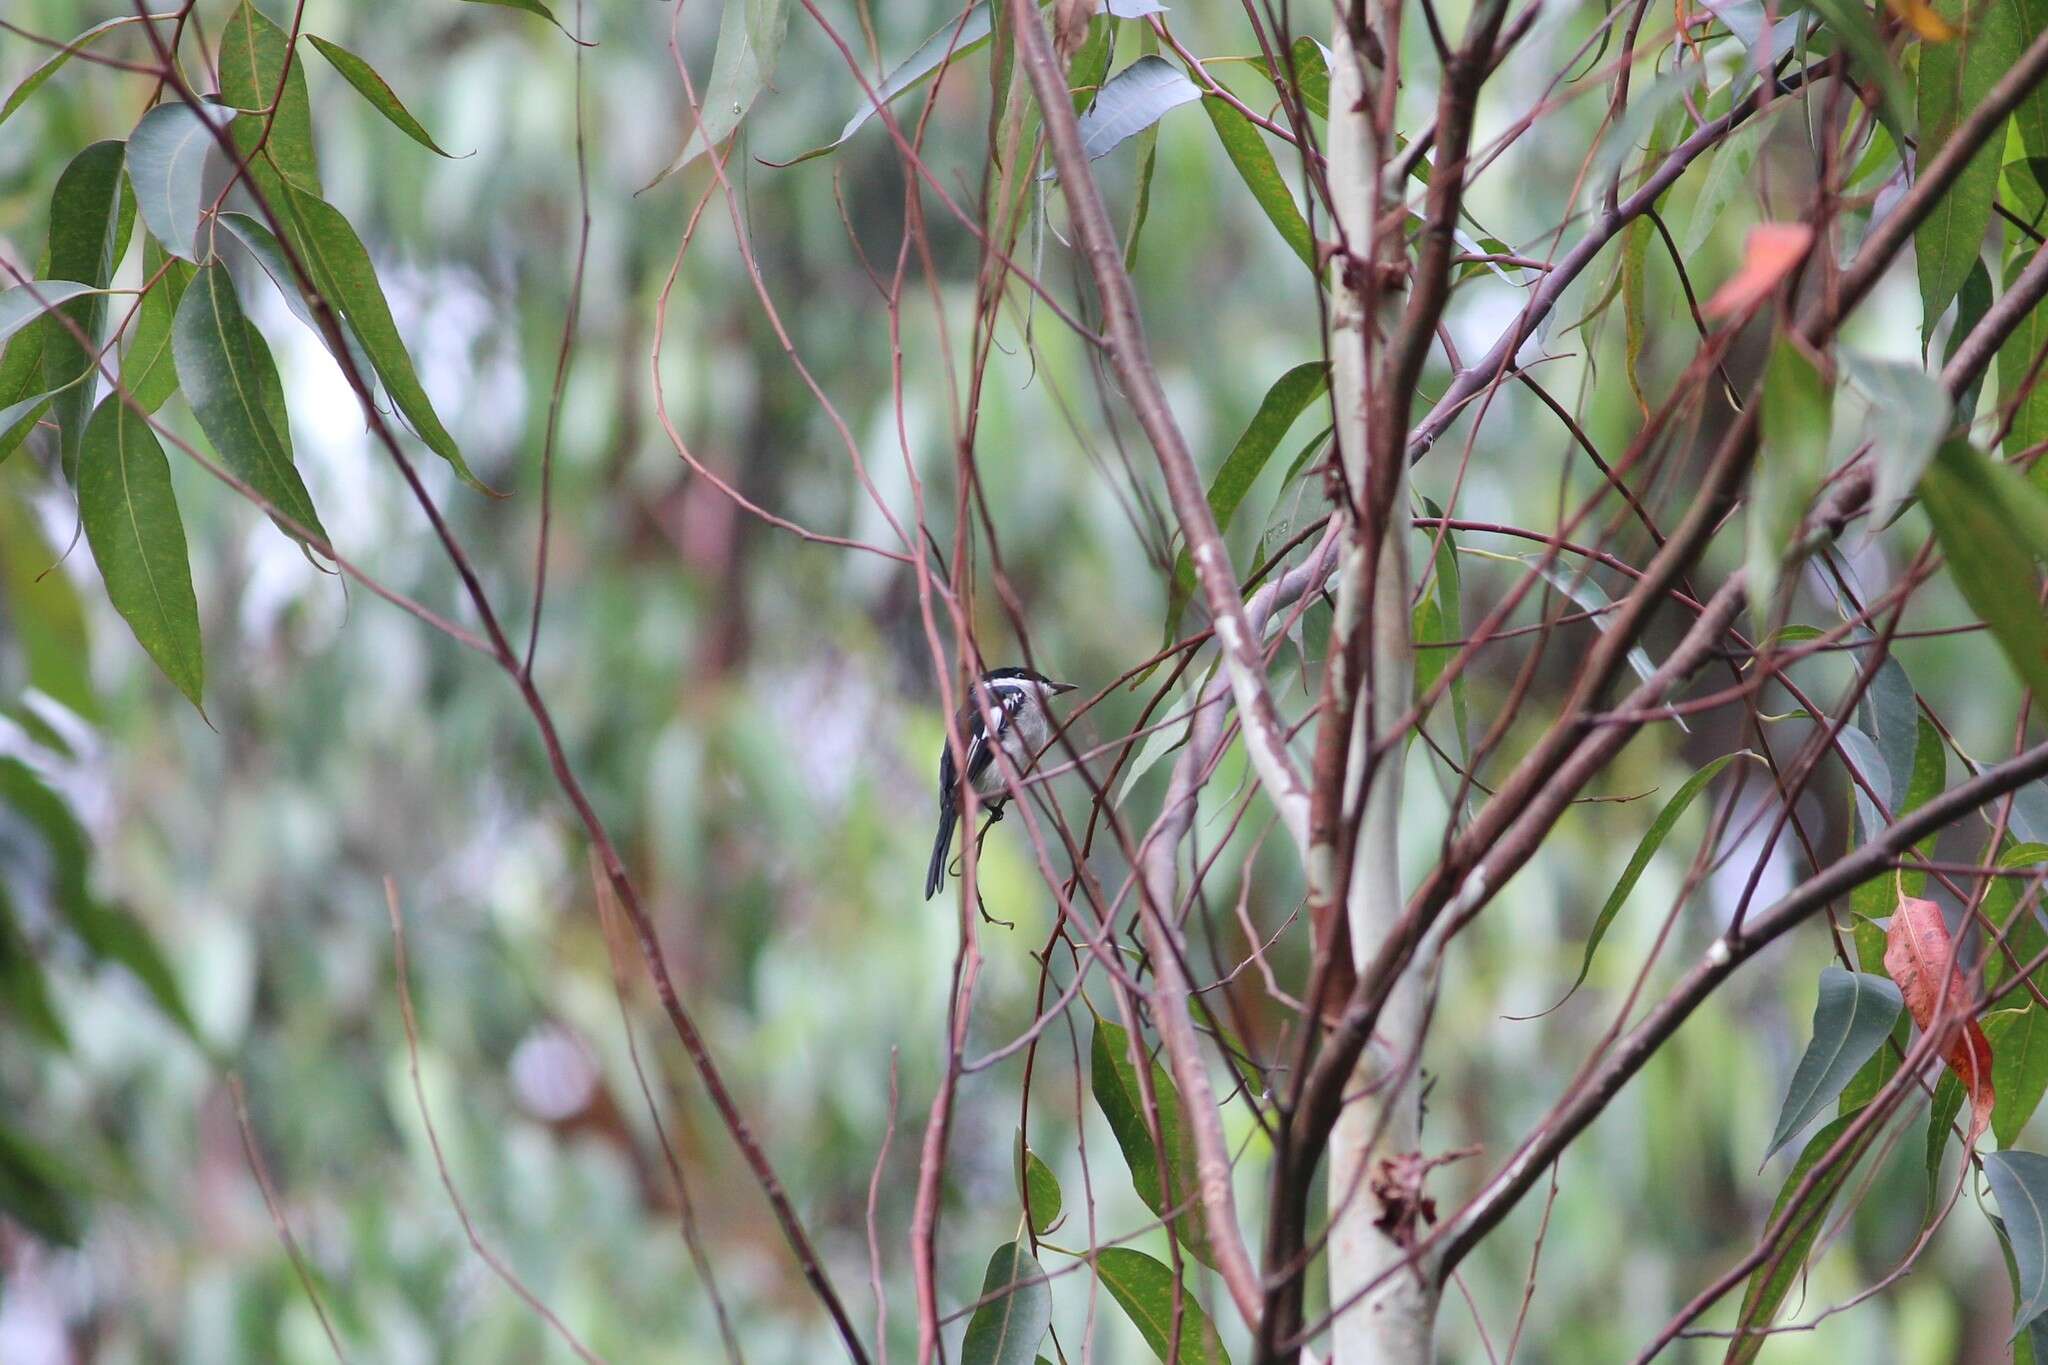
[925,667,1077,900]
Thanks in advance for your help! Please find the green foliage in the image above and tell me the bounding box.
[1917,440,2048,701]
[1916,0,2014,337]
[1728,1113,1866,1361]
[1766,969,1902,1159]
[41,140,132,480]
[1095,1246,1230,1365]
[76,397,203,705]
[1090,1016,1214,1269]
[960,1242,1051,1365]
[305,34,456,157]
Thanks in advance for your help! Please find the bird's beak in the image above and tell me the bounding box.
[1050,681,1078,695]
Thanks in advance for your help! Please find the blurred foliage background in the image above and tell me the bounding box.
[0,0,2038,1360]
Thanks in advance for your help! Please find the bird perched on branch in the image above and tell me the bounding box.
[925,667,1077,900]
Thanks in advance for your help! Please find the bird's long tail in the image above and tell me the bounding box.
[925,802,957,901]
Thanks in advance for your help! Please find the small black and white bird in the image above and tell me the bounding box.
[925,667,1077,900]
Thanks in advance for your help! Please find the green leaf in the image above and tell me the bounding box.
[271,186,486,490]
[780,3,996,164]
[119,236,195,414]
[1765,968,1903,1159]
[1095,1247,1230,1365]
[305,34,457,157]
[1202,96,1316,272]
[1521,556,1667,704]
[1837,350,1952,529]
[1995,1214,2048,1365]
[1986,844,2048,995]
[1683,109,1776,257]
[1727,1113,1864,1362]
[126,100,235,263]
[1918,439,2048,700]
[1988,1151,2048,1334]
[1989,1009,2048,1150]
[1923,1070,1965,1212]
[0,281,99,347]
[1523,753,1747,1016]
[0,15,153,129]
[0,1122,84,1246]
[42,141,134,481]
[0,315,50,463]
[1415,502,1468,758]
[1749,337,1832,623]
[0,759,197,1039]
[1805,0,1913,143]
[76,397,202,706]
[1943,256,1995,421]
[1267,35,1328,121]
[644,0,791,186]
[1068,14,1112,113]
[217,0,322,195]
[0,879,68,1051]
[1090,1017,1215,1269]
[2022,0,2048,166]
[460,0,587,41]
[960,1242,1051,1365]
[1070,56,1200,164]
[1916,0,2015,336]
[2000,248,2048,488]
[172,263,326,547]
[1016,1135,1062,1237]
[1165,362,1327,639]
[0,489,96,719]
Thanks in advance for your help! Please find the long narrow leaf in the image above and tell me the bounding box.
[305,35,456,157]
[1517,753,1748,1016]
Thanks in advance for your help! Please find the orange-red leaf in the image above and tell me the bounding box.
[1884,896,1994,1140]
[1705,223,1815,320]
[1883,0,1957,42]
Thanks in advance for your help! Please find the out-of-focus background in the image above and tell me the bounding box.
[0,0,2028,1360]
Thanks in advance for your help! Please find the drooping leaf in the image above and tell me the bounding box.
[42,141,134,481]
[1804,0,1913,139]
[75,397,202,706]
[782,3,995,165]
[0,490,95,719]
[1071,55,1200,163]
[0,760,198,1039]
[1916,0,2014,338]
[0,1121,84,1246]
[1942,256,1995,423]
[460,0,588,41]
[1517,753,1747,1017]
[1765,968,1904,1158]
[1748,335,1832,624]
[1999,248,2048,488]
[1095,1247,1230,1365]
[119,237,195,414]
[1985,844,2048,997]
[1886,894,1995,1140]
[0,306,51,463]
[0,880,68,1051]
[643,0,790,187]
[1201,97,1316,272]
[1090,1017,1215,1268]
[1988,1009,2048,1150]
[1016,1135,1062,1236]
[269,186,487,490]
[172,263,326,547]
[1704,221,1812,318]
[960,1242,1051,1365]
[1414,501,1468,758]
[1266,35,1329,121]
[1727,1113,1864,1362]
[1918,439,2048,701]
[1988,1151,2048,1334]
[0,282,99,349]
[125,100,234,263]
[1520,555,1670,705]
[1994,1214,2048,1364]
[0,15,153,130]
[304,34,457,157]
[1837,350,1952,530]
[217,0,322,195]
[1682,109,1777,257]
[1165,361,1327,638]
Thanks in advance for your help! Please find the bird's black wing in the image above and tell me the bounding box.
[926,685,1025,900]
